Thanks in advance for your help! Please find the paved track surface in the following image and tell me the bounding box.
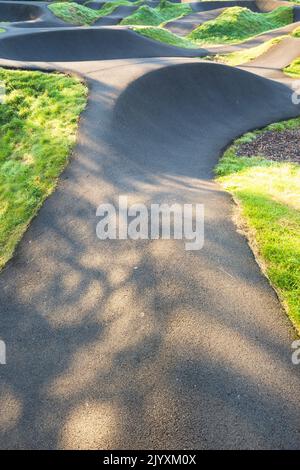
[94,6,140,26]
[242,36,300,79]
[166,8,226,36]
[0,0,299,450]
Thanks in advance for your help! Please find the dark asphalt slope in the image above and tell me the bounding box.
[0,59,299,449]
[166,8,226,36]
[0,27,207,61]
[111,63,300,178]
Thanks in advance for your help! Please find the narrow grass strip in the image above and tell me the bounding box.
[215,119,300,330]
[49,1,141,25]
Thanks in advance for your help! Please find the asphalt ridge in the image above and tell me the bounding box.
[0,27,208,61]
[0,1,299,450]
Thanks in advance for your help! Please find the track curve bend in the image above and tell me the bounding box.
[0,27,207,61]
[111,62,299,177]
[0,2,42,22]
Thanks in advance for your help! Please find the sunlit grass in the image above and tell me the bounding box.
[284,57,300,77]
[188,6,293,45]
[292,25,300,37]
[121,0,192,26]
[0,69,87,269]
[216,118,300,330]
[132,6,293,49]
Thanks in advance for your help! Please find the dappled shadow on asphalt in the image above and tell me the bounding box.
[0,63,300,449]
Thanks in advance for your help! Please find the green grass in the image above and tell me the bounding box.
[121,0,192,26]
[205,35,286,66]
[216,118,300,330]
[284,57,300,77]
[49,1,140,25]
[0,69,87,269]
[131,25,198,48]
[292,26,300,37]
[188,6,293,45]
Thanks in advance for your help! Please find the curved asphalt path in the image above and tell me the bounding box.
[241,36,300,81]
[0,1,299,450]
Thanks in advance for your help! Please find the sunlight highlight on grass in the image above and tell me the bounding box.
[216,120,300,330]
[0,69,87,269]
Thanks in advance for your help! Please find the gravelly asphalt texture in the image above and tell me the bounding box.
[237,129,300,162]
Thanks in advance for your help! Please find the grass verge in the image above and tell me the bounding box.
[121,0,192,26]
[215,119,300,330]
[188,6,293,45]
[284,57,300,77]
[0,68,87,269]
[49,1,140,25]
